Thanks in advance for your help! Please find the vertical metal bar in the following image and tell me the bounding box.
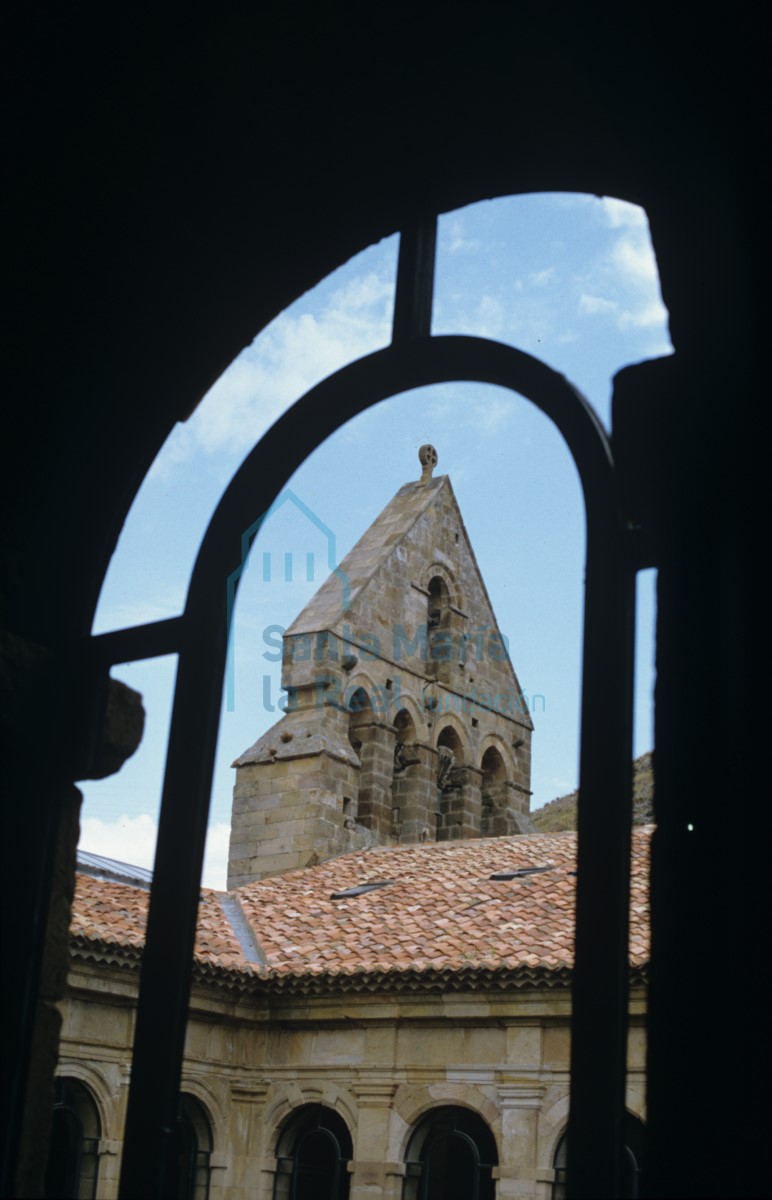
[392,216,437,343]
[567,521,636,1198]
[118,608,225,1198]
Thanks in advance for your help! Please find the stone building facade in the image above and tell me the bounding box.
[229,448,535,887]
[55,831,650,1200]
[50,451,649,1199]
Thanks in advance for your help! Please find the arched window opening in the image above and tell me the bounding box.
[552,1112,646,1200]
[435,726,467,840]
[480,746,509,836]
[391,707,420,837]
[403,1106,497,1200]
[273,1104,352,1200]
[426,575,462,687]
[347,686,393,835]
[347,687,372,758]
[346,687,370,827]
[44,1078,101,1200]
[174,1094,213,1200]
[427,576,450,634]
[437,724,464,767]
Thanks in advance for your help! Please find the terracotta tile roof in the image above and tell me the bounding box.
[71,877,250,971]
[71,874,149,950]
[71,828,651,990]
[237,829,650,976]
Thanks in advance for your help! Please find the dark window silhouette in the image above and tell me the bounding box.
[480,745,508,835]
[427,576,450,634]
[552,1112,646,1200]
[273,1104,352,1200]
[174,1094,213,1200]
[44,1078,100,1200]
[392,707,419,834]
[403,1106,497,1200]
[347,687,372,758]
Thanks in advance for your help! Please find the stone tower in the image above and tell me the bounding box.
[227,447,535,887]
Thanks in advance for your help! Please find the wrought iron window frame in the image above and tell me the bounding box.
[85,216,637,1199]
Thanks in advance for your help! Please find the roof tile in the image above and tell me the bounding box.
[71,829,652,985]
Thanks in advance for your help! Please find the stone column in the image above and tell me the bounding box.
[496,1085,546,1200]
[509,781,533,817]
[94,1138,122,1200]
[349,1084,402,1200]
[437,765,483,840]
[354,721,397,837]
[482,780,532,835]
[511,735,532,800]
[481,779,510,836]
[228,1084,270,1200]
[393,742,437,843]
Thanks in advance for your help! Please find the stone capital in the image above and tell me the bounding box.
[351,1082,398,1107]
[496,1084,546,1109]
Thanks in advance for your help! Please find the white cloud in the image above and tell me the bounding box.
[562,197,671,343]
[154,270,395,468]
[600,197,648,229]
[618,299,670,329]
[201,822,231,891]
[465,293,507,340]
[79,813,157,870]
[461,290,558,349]
[79,814,232,891]
[611,236,658,285]
[529,267,555,287]
[475,395,513,435]
[578,293,618,316]
[447,217,481,254]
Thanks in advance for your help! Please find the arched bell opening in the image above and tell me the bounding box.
[426,573,464,687]
[480,746,510,837]
[391,707,425,840]
[347,687,391,834]
[435,725,473,841]
[426,575,451,683]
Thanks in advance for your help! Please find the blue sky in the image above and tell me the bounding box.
[81,193,672,888]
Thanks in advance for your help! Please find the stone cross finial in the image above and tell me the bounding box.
[418,443,438,484]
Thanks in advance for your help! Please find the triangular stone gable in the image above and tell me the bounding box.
[286,476,445,636]
[285,474,531,730]
[229,457,535,887]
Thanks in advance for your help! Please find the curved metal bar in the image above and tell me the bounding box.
[118,334,634,1199]
[190,335,616,601]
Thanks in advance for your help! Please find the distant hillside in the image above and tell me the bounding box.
[531,751,654,832]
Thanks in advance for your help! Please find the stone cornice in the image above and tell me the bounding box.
[70,936,647,1002]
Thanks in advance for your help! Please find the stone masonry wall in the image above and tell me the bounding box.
[56,962,647,1200]
[229,467,536,885]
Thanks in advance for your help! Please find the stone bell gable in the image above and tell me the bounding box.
[228,446,535,887]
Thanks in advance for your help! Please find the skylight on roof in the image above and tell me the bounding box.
[489,865,553,881]
[330,880,394,899]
